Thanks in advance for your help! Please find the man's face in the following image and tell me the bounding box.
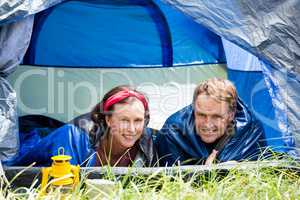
[194,94,234,144]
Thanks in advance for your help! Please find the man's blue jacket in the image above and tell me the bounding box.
[155,98,266,166]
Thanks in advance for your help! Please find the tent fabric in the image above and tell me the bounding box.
[261,63,300,157]
[0,16,33,161]
[222,39,261,72]
[23,0,225,67]
[0,77,18,161]
[5,0,298,70]
[228,69,288,152]
[0,16,33,77]
[223,39,289,153]
[162,0,300,73]
[0,0,63,25]
[223,38,298,155]
[24,0,168,67]
[155,98,267,166]
[153,0,226,65]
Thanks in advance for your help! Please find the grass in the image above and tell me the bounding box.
[1,160,300,200]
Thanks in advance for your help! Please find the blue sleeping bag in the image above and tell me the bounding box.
[4,124,96,166]
[155,98,267,166]
[4,114,157,167]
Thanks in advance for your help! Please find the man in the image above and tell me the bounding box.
[156,78,266,166]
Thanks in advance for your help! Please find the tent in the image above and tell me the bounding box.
[0,0,299,162]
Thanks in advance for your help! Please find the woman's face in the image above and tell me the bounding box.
[105,98,145,149]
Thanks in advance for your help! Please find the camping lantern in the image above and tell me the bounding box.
[40,148,80,194]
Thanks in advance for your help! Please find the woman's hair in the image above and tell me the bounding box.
[89,85,150,146]
[193,78,237,113]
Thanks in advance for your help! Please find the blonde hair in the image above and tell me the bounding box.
[193,78,237,113]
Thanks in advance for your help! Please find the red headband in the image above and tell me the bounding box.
[103,90,148,112]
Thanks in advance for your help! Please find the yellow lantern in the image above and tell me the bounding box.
[40,148,80,194]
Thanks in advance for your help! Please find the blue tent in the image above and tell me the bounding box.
[0,0,299,162]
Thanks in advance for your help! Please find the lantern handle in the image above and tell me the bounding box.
[58,147,65,155]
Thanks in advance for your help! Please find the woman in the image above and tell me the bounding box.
[6,86,157,167]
